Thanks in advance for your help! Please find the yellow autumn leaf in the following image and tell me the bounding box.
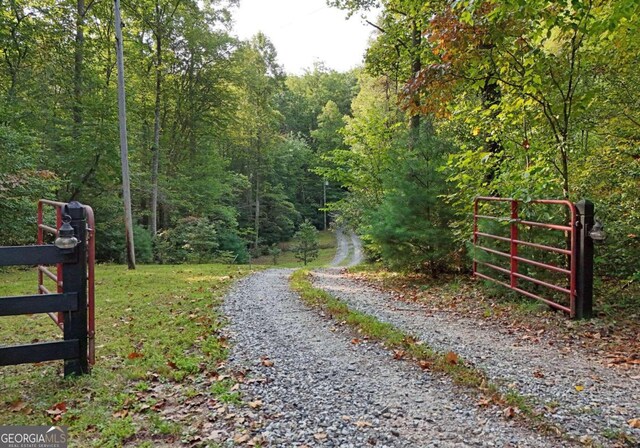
[472,127,481,136]
[575,385,584,392]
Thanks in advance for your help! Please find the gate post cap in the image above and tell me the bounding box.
[65,201,86,219]
[575,199,594,214]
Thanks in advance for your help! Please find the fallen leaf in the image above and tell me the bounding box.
[151,399,166,411]
[418,360,432,370]
[9,400,27,412]
[351,338,361,345]
[445,351,459,365]
[112,410,128,418]
[46,401,66,416]
[314,432,327,441]
[629,418,640,429]
[248,400,263,409]
[233,433,250,444]
[355,420,372,428]
[393,349,406,360]
[261,357,274,367]
[533,370,545,378]
[127,352,143,360]
[503,407,516,419]
[575,385,585,392]
[477,397,491,407]
[248,435,265,446]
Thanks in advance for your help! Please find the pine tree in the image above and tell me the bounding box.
[292,220,320,266]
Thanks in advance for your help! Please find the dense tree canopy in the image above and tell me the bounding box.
[0,1,357,263]
[321,0,639,281]
[0,0,638,283]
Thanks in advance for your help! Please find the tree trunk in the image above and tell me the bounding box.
[73,0,85,139]
[254,173,260,251]
[114,0,136,269]
[409,19,421,147]
[150,5,162,236]
[481,75,504,186]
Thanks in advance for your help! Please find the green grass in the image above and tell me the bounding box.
[290,269,565,438]
[0,264,257,447]
[252,230,337,268]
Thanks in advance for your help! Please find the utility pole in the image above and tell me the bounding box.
[323,179,328,231]
[114,0,136,269]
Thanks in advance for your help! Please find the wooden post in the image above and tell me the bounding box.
[575,199,594,319]
[62,202,89,376]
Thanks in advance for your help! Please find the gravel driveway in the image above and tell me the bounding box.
[310,268,640,447]
[330,229,364,267]
[224,269,561,447]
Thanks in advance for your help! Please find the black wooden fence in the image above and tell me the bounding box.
[0,202,89,377]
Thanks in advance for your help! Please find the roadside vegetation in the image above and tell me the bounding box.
[347,264,640,369]
[0,264,257,447]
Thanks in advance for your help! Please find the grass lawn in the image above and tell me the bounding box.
[0,264,258,447]
[252,230,336,268]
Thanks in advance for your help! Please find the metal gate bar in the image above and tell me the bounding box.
[473,197,578,317]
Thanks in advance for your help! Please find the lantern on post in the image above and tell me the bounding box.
[54,215,79,250]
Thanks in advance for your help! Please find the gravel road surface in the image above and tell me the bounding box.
[330,229,364,267]
[311,269,640,446]
[330,228,350,267]
[224,269,562,447]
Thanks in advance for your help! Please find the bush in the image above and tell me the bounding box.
[216,229,250,264]
[95,223,153,264]
[155,217,219,264]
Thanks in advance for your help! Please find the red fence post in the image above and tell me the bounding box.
[575,200,594,319]
[510,200,518,288]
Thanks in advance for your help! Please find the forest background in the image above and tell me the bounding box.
[1,0,638,286]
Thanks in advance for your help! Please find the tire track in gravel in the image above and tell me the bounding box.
[310,269,640,447]
[330,228,350,267]
[331,229,364,267]
[348,231,364,267]
[224,269,562,447]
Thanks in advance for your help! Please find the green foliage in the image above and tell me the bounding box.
[1,0,638,281]
[370,130,457,273]
[96,222,153,264]
[0,126,60,245]
[155,217,219,264]
[267,244,282,265]
[0,0,359,260]
[291,220,320,265]
[325,0,640,280]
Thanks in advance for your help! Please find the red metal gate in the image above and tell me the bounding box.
[473,197,578,317]
[37,199,95,365]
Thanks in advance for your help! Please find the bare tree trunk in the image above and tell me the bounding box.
[150,1,162,236]
[409,19,421,147]
[254,173,260,251]
[114,0,136,269]
[73,0,84,139]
